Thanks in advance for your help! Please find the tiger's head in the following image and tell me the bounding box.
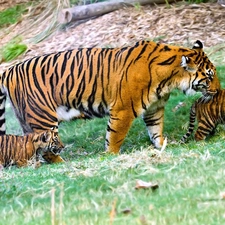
[33,126,64,155]
[48,126,65,155]
[179,40,220,98]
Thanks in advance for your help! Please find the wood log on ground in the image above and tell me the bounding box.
[58,0,177,24]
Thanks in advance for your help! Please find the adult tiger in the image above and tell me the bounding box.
[0,127,64,168]
[0,40,220,154]
[181,89,225,143]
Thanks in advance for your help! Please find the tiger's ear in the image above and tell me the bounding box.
[192,40,203,50]
[41,131,52,143]
[181,56,197,73]
[51,126,58,133]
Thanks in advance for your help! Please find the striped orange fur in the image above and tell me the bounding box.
[181,89,225,142]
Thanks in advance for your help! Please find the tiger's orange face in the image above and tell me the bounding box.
[178,41,220,97]
[38,127,65,164]
[34,127,64,155]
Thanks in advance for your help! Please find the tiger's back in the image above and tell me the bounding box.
[181,89,225,142]
[0,128,64,167]
[0,40,221,153]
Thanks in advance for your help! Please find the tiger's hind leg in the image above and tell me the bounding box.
[194,120,216,141]
[143,107,165,149]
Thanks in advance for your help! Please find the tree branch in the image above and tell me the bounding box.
[58,0,177,24]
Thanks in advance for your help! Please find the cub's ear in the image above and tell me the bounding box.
[192,40,203,50]
[51,126,58,133]
[181,56,197,73]
[41,131,52,143]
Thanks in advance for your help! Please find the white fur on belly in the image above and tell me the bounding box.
[56,106,82,121]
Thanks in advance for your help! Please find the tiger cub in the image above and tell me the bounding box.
[0,127,64,168]
[181,89,225,142]
[41,127,65,164]
[0,40,220,154]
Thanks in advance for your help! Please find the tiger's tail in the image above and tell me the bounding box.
[180,102,197,143]
[0,74,6,135]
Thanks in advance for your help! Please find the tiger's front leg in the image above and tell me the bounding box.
[143,107,165,148]
[105,110,135,154]
[16,159,28,167]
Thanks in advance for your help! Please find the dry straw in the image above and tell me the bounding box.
[0,0,70,45]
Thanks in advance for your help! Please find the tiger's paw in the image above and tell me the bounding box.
[34,161,42,169]
[16,160,27,167]
[103,149,121,155]
[152,138,164,149]
[42,152,65,164]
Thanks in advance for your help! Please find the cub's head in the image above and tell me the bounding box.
[180,40,220,98]
[33,126,64,154]
[48,126,65,155]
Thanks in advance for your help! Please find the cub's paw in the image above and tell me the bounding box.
[42,152,65,164]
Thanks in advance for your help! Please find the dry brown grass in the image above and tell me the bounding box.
[0,0,70,45]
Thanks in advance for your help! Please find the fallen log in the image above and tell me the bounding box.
[58,0,176,24]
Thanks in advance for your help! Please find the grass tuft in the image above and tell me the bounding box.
[1,38,27,62]
[0,4,29,28]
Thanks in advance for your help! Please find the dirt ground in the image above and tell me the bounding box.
[0,2,225,73]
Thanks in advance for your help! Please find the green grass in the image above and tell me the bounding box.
[1,38,27,62]
[0,4,29,28]
[1,66,225,225]
[0,4,29,62]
